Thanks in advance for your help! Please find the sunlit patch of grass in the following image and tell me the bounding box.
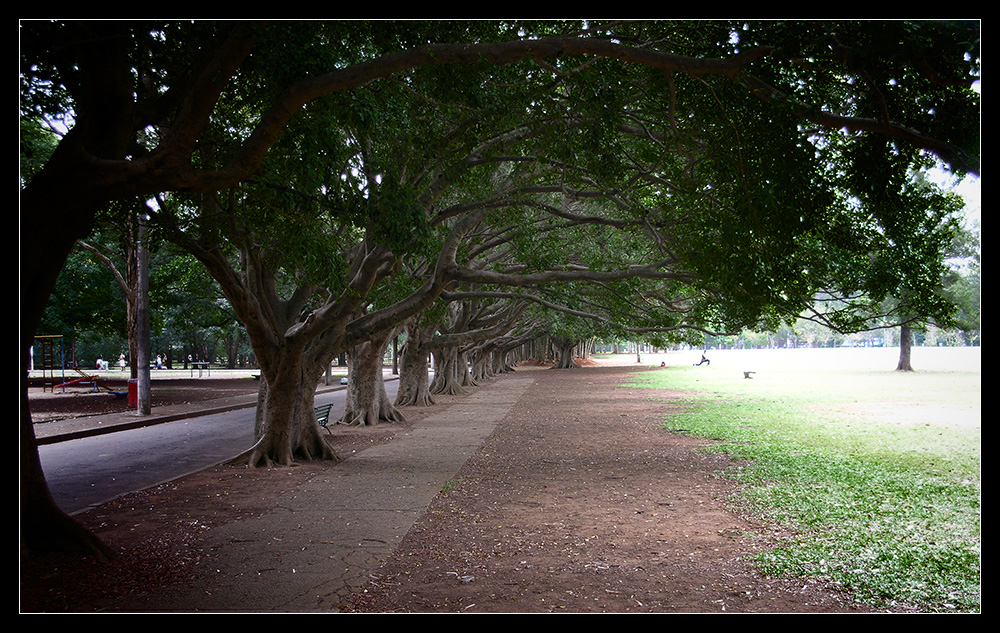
[626,348,980,612]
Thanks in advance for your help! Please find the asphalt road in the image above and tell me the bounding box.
[39,383,398,515]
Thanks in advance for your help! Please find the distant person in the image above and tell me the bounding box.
[118,353,126,371]
[693,352,710,366]
[96,357,104,371]
[156,354,164,369]
[661,361,666,368]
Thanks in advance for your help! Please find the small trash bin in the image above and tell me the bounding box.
[128,378,138,407]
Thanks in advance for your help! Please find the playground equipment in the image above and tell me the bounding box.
[53,367,128,397]
[33,335,127,397]
[34,335,63,392]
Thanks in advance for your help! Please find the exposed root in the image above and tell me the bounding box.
[395,392,436,407]
[551,360,582,369]
[225,438,265,467]
[381,404,406,423]
[22,507,120,563]
[340,407,403,427]
[225,435,341,468]
[431,383,467,396]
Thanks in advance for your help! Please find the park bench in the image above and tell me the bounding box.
[315,403,334,433]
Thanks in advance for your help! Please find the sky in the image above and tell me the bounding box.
[937,172,981,229]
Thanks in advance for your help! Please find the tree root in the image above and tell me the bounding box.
[22,507,119,563]
[226,435,341,468]
[431,383,466,396]
[340,407,404,426]
[395,392,436,407]
[551,360,582,369]
[381,404,406,423]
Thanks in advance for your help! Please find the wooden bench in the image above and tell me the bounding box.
[315,403,335,433]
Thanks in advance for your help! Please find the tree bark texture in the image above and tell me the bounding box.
[244,360,340,467]
[340,331,405,426]
[431,347,469,396]
[21,160,110,559]
[897,323,915,371]
[552,338,582,369]
[395,320,437,407]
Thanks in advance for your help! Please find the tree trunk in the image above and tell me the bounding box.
[21,152,114,559]
[241,363,340,467]
[225,335,239,369]
[340,332,404,426]
[897,323,915,371]
[458,349,477,388]
[470,348,493,383]
[552,338,581,369]
[395,325,435,407]
[496,336,534,373]
[492,348,514,374]
[135,218,152,414]
[396,350,435,406]
[431,347,467,395]
[232,337,340,467]
[20,398,118,561]
[19,185,116,560]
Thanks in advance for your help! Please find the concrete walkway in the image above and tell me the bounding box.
[79,374,537,612]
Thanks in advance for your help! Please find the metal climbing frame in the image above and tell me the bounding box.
[34,335,64,392]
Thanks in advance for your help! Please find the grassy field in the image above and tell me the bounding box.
[624,346,981,613]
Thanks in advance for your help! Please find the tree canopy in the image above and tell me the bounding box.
[20,19,980,557]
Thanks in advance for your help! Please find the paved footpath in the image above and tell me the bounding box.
[92,374,537,612]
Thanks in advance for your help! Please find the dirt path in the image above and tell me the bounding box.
[22,362,874,613]
[342,364,871,613]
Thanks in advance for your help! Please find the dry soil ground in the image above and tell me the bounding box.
[21,361,877,613]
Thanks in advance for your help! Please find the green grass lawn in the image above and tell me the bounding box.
[625,346,981,613]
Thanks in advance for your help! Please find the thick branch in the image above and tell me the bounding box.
[741,73,979,175]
